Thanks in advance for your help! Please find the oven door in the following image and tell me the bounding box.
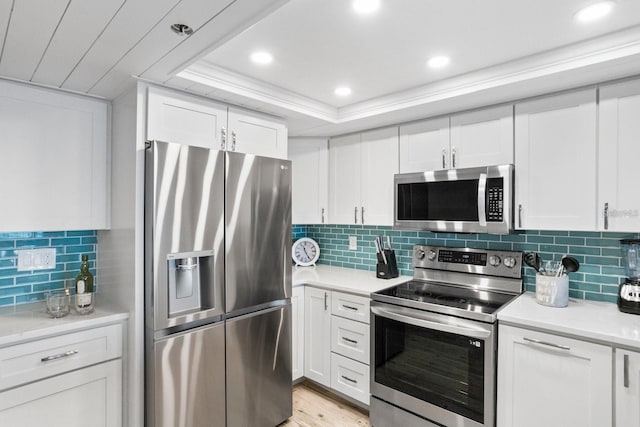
[371,301,496,427]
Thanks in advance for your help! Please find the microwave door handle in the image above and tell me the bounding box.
[371,305,491,340]
[477,173,487,227]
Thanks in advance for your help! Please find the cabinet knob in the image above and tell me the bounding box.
[361,206,365,225]
[321,207,325,224]
[452,148,457,168]
[354,206,358,224]
[231,130,237,151]
[324,292,328,310]
[624,354,630,388]
[518,204,523,228]
[442,149,447,169]
[221,127,227,150]
[604,202,609,230]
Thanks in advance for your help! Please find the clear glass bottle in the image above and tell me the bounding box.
[75,254,94,314]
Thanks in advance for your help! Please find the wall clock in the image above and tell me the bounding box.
[292,237,320,267]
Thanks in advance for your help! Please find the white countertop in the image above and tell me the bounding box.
[292,264,411,297]
[498,292,640,350]
[0,302,129,347]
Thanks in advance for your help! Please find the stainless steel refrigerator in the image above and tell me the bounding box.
[145,140,292,427]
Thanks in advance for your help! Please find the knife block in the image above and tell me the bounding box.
[376,250,399,279]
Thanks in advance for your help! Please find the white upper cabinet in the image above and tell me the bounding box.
[360,128,400,225]
[147,86,287,159]
[399,117,450,172]
[399,106,513,173]
[329,133,363,225]
[515,89,597,230]
[598,79,640,232]
[329,128,399,226]
[289,138,329,224]
[450,105,514,169]
[147,86,227,150]
[228,108,287,159]
[0,80,109,232]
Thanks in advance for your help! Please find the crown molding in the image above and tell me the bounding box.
[178,25,640,127]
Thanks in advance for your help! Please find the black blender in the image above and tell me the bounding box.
[618,239,640,314]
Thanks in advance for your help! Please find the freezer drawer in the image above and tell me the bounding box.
[226,302,292,426]
[151,322,225,427]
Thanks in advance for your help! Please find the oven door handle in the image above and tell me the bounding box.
[371,305,492,339]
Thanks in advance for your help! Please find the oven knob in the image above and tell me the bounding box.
[416,249,425,260]
[427,250,437,261]
[489,255,501,267]
[503,256,517,268]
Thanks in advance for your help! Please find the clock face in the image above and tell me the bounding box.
[292,238,320,266]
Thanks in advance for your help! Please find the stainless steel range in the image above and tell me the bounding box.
[370,245,523,427]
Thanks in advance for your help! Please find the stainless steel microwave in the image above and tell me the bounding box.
[394,164,514,234]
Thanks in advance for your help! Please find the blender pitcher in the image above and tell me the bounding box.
[618,239,640,314]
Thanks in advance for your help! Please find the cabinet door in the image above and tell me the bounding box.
[329,134,362,225]
[450,105,513,169]
[228,108,287,159]
[399,117,450,172]
[0,359,122,427]
[598,79,640,232]
[360,127,399,226]
[304,287,332,387]
[292,286,305,381]
[147,86,227,150]
[497,325,612,427]
[515,89,597,230]
[0,80,108,231]
[289,138,329,224]
[616,349,640,426]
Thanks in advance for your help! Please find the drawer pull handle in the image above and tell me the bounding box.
[41,350,78,362]
[342,305,358,311]
[341,375,357,384]
[342,337,358,345]
[523,337,570,351]
[624,354,630,388]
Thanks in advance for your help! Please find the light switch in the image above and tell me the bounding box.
[348,235,357,250]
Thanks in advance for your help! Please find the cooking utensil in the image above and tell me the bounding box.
[375,236,387,264]
[523,252,541,273]
[386,235,392,251]
[561,256,580,274]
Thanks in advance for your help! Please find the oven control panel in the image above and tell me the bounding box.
[413,245,522,279]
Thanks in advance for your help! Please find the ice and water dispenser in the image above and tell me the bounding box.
[166,250,215,316]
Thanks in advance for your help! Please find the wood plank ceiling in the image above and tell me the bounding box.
[0,0,287,99]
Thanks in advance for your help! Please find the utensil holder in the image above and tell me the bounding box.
[376,250,399,279]
[535,274,569,307]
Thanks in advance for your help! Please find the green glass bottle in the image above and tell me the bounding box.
[75,254,94,314]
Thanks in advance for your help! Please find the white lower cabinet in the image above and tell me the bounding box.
[497,324,612,427]
[304,286,332,387]
[292,286,305,381]
[301,287,371,405]
[330,353,369,405]
[616,348,640,426]
[0,359,122,427]
[0,322,124,426]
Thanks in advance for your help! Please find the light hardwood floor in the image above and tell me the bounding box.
[279,381,371,427]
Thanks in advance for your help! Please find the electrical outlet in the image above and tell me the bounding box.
[16,248,56,271]
[348,235,357,250]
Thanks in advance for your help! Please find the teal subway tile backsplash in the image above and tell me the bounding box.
[293,225,640,304]
[0,231,97,307]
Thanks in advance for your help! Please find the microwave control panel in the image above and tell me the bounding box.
[486,178,503,222]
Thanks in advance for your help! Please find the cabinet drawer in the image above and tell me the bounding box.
[330,353,370,405]
[0,323,123,391]
[331,316,370,364]
[331,292,370,324]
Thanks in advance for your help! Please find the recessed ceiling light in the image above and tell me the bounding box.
[427,55,450,69]
[575,1,615,23]
[250,51,273,65]
[335,86,352,96]
[353,0,381,14]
